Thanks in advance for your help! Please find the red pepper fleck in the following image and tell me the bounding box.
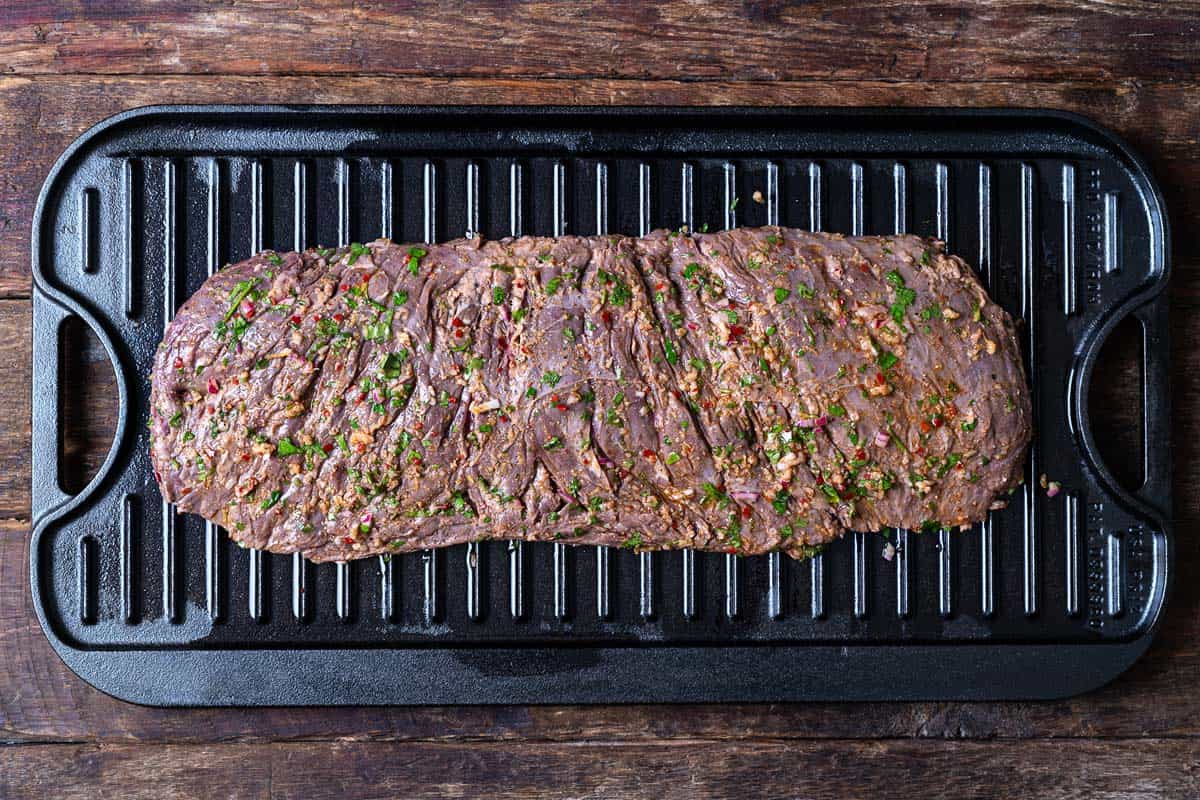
[342,536,355,545]
[600,310,613,326]
[499,415,510,423]
[290,314,302,325]
[241,453,250,461]
[448,396,457,404]
[815,475,825,485]
[312,314,321,322]
[641,449,656,460]
[241,300,256,319]
[875,372,886,386]
[932,415,945,428]
[414,422,424,431]
[919,420,932,434]
[550,394,560,403]
[339,284,350,292]
[854,449,866,461]
[333,313,344,323]
[728,324,746,341]
[514,279,525,289]
[914,445,925,455]
[555,403,568,412]
[207,378,219,394]
[687,322,699,332]
[496,335,508,350]
[781,480,791,489]
[173,356,184,370]
[740,506,752,519]
[455,329,464,338]
[726,547,738,555]
[322,443,334,454]
[655,283,665,291]
[452,317,464,328]
[356,392,366,404]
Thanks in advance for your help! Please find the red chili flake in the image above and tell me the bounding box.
[555,403,568,412]
[875,372,886,386]
[781,480,791,489]
[173,356,184,370]
[686,322,699,332]
[618,468,631,479]
[153,471,162,482]
[671,390,683,401]
[333,313,344,323]
[815,475,825,486]
[550,394,560,403]
[207,378,219,394]
[726,547,738,555]
[919,420,932,433]
[312,314,322,322]
[727,300,739,309]
[241,453,250,461]
[496,335,508,351]
[641,449,656,459]
[740,506,752,519]
[342,536,356,545]
[454,329,464,338]
[322,443,334,454]
[334,363,343,372]
[932,415,945,428]
[854,449,866,461]
[728,324,746,339]
[356,392,366,404]
[655,283,665,291]
[414,422,425,431]
[448,396,457,404]
[499,415,510,423]
[290,314,302,325]
[914,445,925,455]
[451,317,464,328]
[514,279,525,289]
[241,300,256,319]
[340,283,350,292]
[600,310,613,325]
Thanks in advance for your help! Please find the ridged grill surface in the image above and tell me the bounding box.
[30,108,1171,703]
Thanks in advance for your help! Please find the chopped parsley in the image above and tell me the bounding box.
[260,490,282,511]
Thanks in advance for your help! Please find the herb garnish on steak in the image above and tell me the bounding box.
[149,228,1031,562]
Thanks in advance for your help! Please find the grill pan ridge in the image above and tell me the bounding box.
[30,106,1171,705]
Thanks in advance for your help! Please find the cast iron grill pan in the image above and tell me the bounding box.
[30,107,1172,704]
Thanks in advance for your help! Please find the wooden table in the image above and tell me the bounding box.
[1,3,1198,797]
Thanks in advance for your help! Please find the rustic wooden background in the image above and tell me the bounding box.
[1,2,1198,797]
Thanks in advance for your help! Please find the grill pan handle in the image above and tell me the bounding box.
[1071,290,1171,530]
[31,288,132,528]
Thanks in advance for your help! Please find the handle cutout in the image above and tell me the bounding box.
[1086,314,1145,494]
[58,315,118,496]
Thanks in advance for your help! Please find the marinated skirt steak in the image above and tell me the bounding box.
[149,228,1032,562]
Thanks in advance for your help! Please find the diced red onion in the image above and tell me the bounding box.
[796,418,816,429]
[874,430,890,447]
[730,490,760,503]
[360,512,373,525]
[1046,481,1062,498]
[207,378,219,394]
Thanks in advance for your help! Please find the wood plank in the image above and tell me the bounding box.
[1,1,1198,83]
[3,75,1199,298]
[1,739,1197,799]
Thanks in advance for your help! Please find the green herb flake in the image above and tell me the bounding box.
[774,287,791,304]
[260,490,282,511]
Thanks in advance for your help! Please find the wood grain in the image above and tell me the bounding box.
[2,739,1197,799]
[1,1,1198,83]
[4,75,1200,298]
[3,1,1200,795]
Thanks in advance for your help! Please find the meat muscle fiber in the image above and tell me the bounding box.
[149,228,1032,562]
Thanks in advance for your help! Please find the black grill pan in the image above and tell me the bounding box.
[30,106,1172,704]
